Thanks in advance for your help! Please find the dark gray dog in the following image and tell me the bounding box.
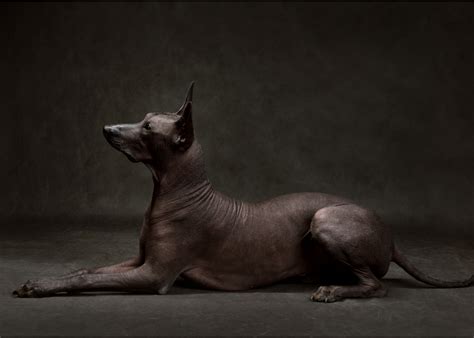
[14,83,473,302]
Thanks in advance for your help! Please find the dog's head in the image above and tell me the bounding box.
[103,82,195,164]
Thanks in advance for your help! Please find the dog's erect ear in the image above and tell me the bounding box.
[176,81,194,116]
[183,81,194,106]
[174,82,195,151]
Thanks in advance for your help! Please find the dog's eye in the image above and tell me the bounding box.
[143,122,151,130]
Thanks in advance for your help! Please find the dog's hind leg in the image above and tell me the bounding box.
[309,204,391,302]
[311,266,387,302]
[13,264,159,298]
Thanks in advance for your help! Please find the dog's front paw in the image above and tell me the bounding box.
[13,280,47,298]
[310,285,341,303]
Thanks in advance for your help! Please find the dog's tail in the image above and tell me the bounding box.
[392,245,474,288]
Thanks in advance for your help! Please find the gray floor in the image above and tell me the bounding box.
[1,218,473,336]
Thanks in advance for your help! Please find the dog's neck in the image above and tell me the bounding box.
[146,140,212,207]
[144,140,248,229]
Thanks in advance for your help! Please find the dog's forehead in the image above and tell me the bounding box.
[146,112,179,123]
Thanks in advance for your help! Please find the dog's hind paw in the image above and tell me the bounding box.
[310,285,341,303]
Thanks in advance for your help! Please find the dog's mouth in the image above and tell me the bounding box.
[103,129,139,163]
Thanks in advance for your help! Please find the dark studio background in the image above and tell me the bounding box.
[2,2,474,233]
[1,2,473,336]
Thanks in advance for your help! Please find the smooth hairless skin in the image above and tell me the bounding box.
[13,83,473,302]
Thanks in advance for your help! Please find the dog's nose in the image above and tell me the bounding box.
[103,125,118,136]
[103,125,111,136]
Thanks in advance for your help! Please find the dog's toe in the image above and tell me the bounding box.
[310,286,341,303]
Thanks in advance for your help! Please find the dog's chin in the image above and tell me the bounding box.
[104,137,139,163]
[123,152,139,163]
[117,148,139,163]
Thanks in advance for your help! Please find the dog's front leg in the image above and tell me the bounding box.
[13,264,174,298]
[60,257,142,278]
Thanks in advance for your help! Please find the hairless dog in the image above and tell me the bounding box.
[13,82,473,302]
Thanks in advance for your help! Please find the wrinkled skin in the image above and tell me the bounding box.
[13,83,473,301]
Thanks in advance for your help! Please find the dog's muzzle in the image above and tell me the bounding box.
[103,125,119,137]
[102,125,139,162]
